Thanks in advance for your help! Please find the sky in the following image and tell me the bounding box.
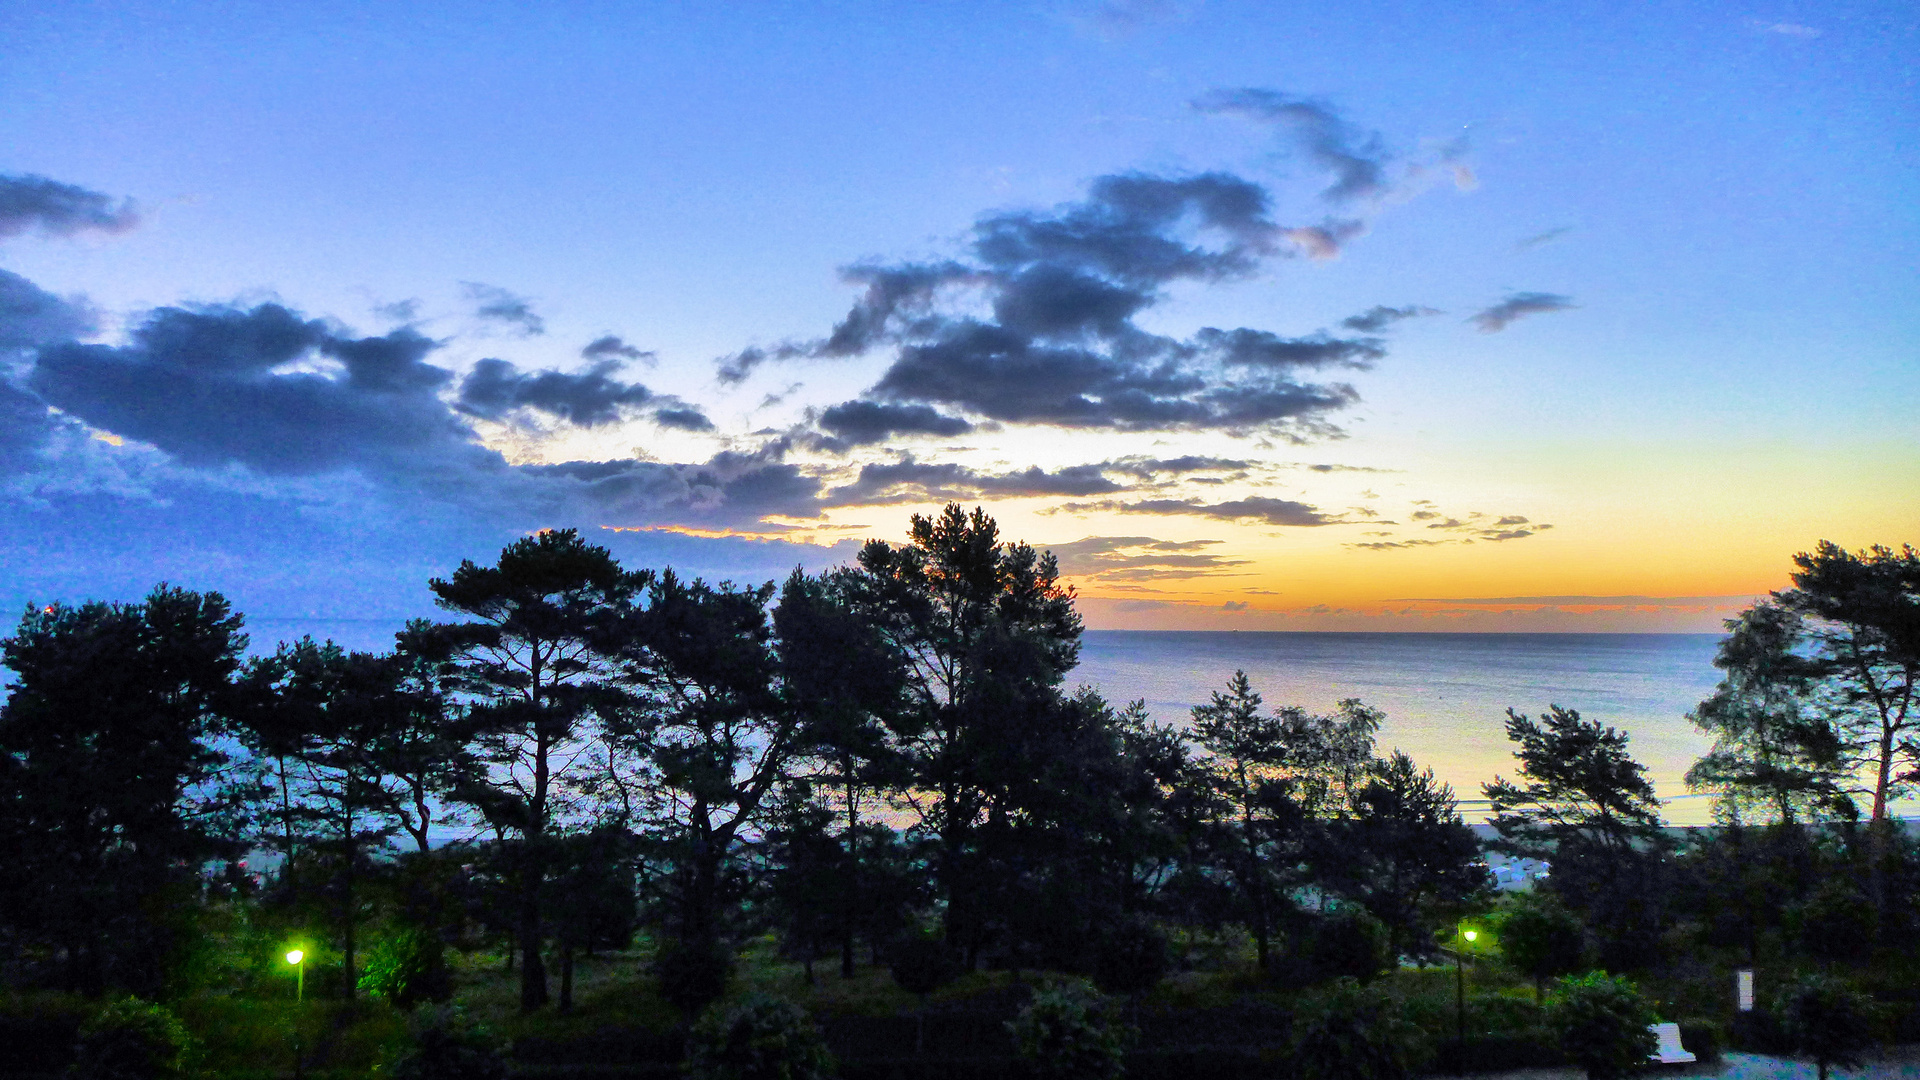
[1,0,1915,638]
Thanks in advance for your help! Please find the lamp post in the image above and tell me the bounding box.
[286,948,306,1080]
[1456,926,1477,1068]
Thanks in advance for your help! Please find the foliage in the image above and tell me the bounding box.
[1290,978,1425,1080]
[1484,706,1664,859]
[1545,972,1659,1080]
[1329,751,1490,960]
[1307,909,1393,985]
[381,1005,508,1080]
[1776,541,1920,825]
[1686,602,1851,824]
[1497,893,1587,998]
[0,587,250,996]
[656,934,736,1020]
[1794,881,1879,963]
[1776,973,1878,1080]
[1007,980,1131,1080]
[357,927,452,1007]
[888,929,961,998]
[68,997,196,1080]
[1092,914,1171,998]
[687,993,836,1080]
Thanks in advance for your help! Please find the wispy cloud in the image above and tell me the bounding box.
[1469,292,1576,332]
[1514,226,1571,251]
[1059,495,1336,526]
[462,282,546,336]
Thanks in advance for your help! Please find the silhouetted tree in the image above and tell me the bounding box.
[421,528,646,1011]
[1496,892,1586,1002]
[854,504,1081,965]
[0,587,252,995]
[1688,603,1852,825]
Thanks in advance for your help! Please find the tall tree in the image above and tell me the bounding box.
[0,587,252,995]
[1484,705,1670,970]
[1188,670,1299,971]
[1687,602,1852,824]
[773,568,911,977]
[606,571,801,971]
[421,528,645,1011]
[853,504,1082,964]
[1777,541,1920,826]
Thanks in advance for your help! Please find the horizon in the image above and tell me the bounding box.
[3,3,1914,631]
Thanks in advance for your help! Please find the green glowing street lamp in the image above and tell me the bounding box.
[286,948,305,1003]
[1455,925,1478,1070]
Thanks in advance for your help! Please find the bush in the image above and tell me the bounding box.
[1497,894,1586,998]
[1092,915,1171,999]
[68,996,196,1080]
[1793,885,1878,964]
[888,931,961,999]
[1676,1018,1723,1064]
[1307,910,1392,985]
[1007,980,1131,1080]
[687,994,836,1080]
[1545,972,1658,1080]
[656,935,736,1021]
[381,1005,508,1080]
[358,928,452,1008]
[1776,973,1878,1080]
[1290,978,1425,1080]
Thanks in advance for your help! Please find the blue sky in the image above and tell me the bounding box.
[2,1,1914,638]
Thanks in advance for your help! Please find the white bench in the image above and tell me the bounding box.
[1649,1022,1696,1065]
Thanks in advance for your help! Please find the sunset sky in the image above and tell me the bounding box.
[2,1,1914,635]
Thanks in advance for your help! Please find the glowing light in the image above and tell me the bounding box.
[1463,929,1478,943]
[286,949,304,965]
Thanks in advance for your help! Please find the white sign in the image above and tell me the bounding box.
[1737,969,1754,1012]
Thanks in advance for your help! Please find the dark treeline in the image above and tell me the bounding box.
[1,509,1915,1060]
[0,506,1490,1014]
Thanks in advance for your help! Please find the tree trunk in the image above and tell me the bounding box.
[559,940,575,1013]
[519,873,549,1011]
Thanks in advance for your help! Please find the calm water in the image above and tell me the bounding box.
[1074,631,1728,825]
[243,623,1885,827]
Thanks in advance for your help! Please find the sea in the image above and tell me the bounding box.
[1072,631,1730,827]
[239,623,1902,828]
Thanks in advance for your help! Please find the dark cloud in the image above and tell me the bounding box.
[1193,90,1392,205]
[1064,495,1336,526]
[1470,292,1576,333]
[1099,455,1251,478]
[458,357,656,427]
[1281,218,1368,260]
[726,171,1378,439]
[462,282,545,336]
[1340,305,1440,333]
[1045,534,1246,582]
[825,459,1125,506]
[0,173,139,240]
[653,407,715,432]
[26,302,478,477]
[810,400,974,451]
[582,335,655,363]
[1192,327,1382,369]
[1,269,95,354]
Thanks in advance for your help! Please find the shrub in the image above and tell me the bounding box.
[1545,972,1658,1080]
[1776,973,1878,1080]
[1092,915,1171,999]
[687,994,836,1080]
[1793,884,1878,964]
[888,931,961,999]
[656,935,736,1021]
[1007,980,1131,1080]
[68,997,196,1080]
[1307,909,1392,985]
[1291,978,1425,1080]
[358,928,452,1008]
[1497,894,1586,1000]
[380,1005,508,1080]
